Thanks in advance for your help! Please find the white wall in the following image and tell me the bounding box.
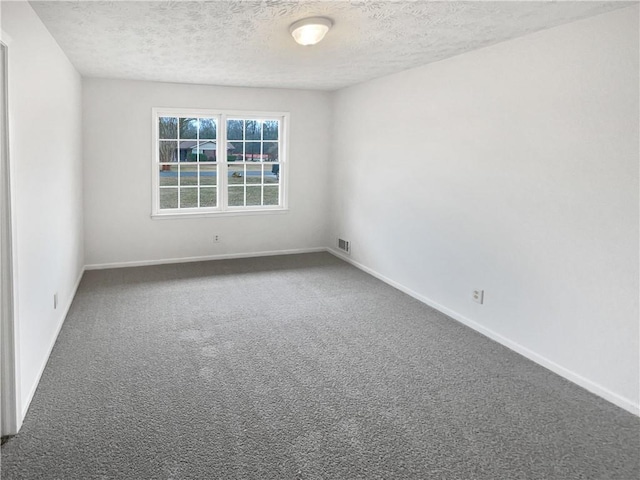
[2,2,84,418]
[330,6,639,414]
[83,79,331,266]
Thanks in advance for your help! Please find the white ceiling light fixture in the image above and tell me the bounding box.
[289,17,333,46]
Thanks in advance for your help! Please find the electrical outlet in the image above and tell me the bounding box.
[213,234,220,243]
[53,293,58,309]
[472,289,484,304]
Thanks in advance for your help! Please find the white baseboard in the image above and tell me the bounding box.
[21,266,86,420]
[84,247,327,270]
[326,248,640,417]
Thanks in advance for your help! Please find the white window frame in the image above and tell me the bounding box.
[151,107,289,219]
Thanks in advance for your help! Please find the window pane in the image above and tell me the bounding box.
[199,118,216,139]
[159,117,177,139]
[229,165,244,185]
[245,120,261,140]
[227,145,239,162]
[179,165,197,186]
[200,187,216,207]
[200,165,216,185]
[263,142,278,162]
[180,187,198,208]
[178,140,196,162]
[228,186,244,206]
[263,120,278,140]
[266,164,279,183]
[246,142,261,161]
[245,164,261,184]
[179,118,198,139]
[159,164,177,186]
[197,141,217,162]
[263,186,279,206]
[159,141,178,163]
[160,188,178,209]
[246,186,261,206]
[227,120,243,140]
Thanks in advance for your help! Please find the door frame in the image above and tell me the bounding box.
[1,33,22,437]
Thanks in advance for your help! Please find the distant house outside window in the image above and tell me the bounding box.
[152,108,288,218]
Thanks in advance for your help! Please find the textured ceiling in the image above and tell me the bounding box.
[29,0,633,91]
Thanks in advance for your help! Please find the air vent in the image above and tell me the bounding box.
[337,238,350,254]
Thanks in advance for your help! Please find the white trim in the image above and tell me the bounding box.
[0,39,21,436]
[281,111,290,213]
[20,268,85,419]
[150,108,159,214]
[151,207,289,220]
[153,107,290,119]
[85,247,326,271]
[326,248,640,417]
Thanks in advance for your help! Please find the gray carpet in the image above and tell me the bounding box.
[1,252,638,479]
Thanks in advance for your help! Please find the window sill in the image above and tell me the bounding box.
[151,208,289,220]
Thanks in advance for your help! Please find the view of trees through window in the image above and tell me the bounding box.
[155,112,284,213]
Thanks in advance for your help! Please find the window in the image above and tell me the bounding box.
[152,108,288,217]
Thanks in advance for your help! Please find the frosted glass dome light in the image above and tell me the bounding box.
[289,17,333,46]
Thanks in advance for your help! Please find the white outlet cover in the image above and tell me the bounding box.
[472,290,484,304]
